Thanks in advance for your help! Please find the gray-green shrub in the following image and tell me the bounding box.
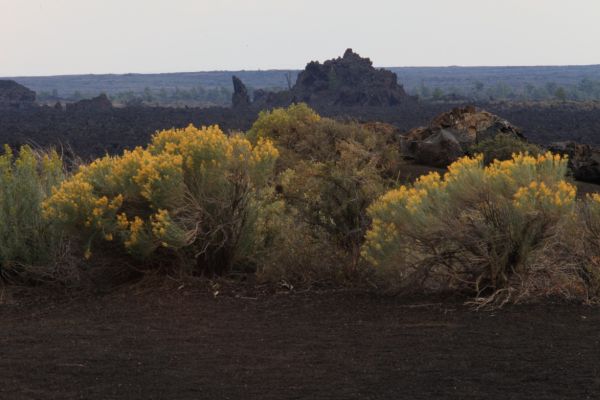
[0,145,66,281]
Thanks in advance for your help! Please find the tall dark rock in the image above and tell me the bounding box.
[0,80,36,110]
[231,75,250,108]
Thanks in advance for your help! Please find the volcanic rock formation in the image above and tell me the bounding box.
[0,80,36,110]
[239,49,416,108]
[291,49,412,107]
[401,106,523,167]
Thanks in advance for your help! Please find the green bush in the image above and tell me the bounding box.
[247,104,401,281]
[0,145,66,281]
[469,133,543,164]
[250,188,348,285]
[247,103,402,177]
[362,152,577,303]
[246,103,322,170]
[278,140,384,271]
[43,125,278,276]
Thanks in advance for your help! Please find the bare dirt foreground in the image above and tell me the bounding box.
[1,287,600,400]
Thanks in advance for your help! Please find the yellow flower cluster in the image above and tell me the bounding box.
[134,152,183,206]
[42,178,95,221]
[250,138,279,167]
[369,172,445,217]
[151,209,170,238]
[247,103,322,143]
[362,219,398,267]
[375,186,427,214]
[124,216,145,249]
[149,125,278,183]
[117,212,130,230]
[446,154,483,179]
[414,171,445,190]
[484,152,567,182]
[87,195,123,227]
[513,180,576,209]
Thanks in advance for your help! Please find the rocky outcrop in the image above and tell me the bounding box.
[403,128,464,168]
[0,80,36,110]
[290,49,413,107]
[549,141,600,183]
[401,106,523,167]
[231,76,250,108]
[66,94,113,113]
[239,49,416,109]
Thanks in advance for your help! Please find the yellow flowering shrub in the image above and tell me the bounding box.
[246,103,321,145]
[246,103,402,177]
[362,152,576,298]
[43,124,278,274]
[0,145,65,277]
[246,105,401,281]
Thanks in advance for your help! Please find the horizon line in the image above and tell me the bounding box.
[4,63,600,80]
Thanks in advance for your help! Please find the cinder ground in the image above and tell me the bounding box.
[2,287,599,400]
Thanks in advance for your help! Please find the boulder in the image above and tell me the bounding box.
[402,106,523,167]
[404,129,464,168]
[231,76,250,108]
[549,141,600,183]
[0,80,36,110]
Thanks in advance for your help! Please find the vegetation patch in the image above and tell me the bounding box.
[2,104,600,306]
[362,152,585,305]
[43,125,278,276]
[0,145,68,283]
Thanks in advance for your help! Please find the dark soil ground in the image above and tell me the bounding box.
[1,286,600,400]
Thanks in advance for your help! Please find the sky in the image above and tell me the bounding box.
[1,0,599,76]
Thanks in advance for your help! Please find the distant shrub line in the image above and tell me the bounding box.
[3,104,600,306]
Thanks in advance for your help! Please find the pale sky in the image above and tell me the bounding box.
[1,0,599,76]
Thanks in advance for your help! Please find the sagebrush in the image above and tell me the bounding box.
[43,124,278,276]
[0,145,67,282]
[362,152,579,303]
